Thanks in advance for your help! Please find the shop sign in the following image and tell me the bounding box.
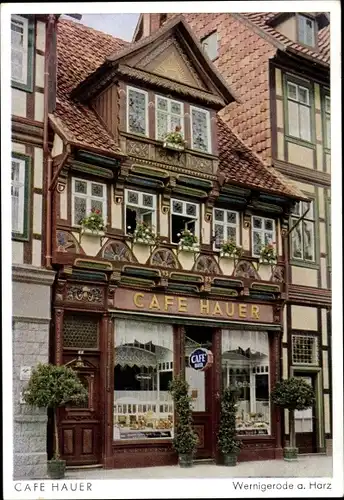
[135,373,152,381]
[189,348,213,371]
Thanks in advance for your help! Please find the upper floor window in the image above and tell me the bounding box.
[11,15,29,85]
[286,80,311,142]
[298,15,315,47]
[12,155,26,234]
[201,31,218,61]
[72,178,107,226]
[125,189,157,235]
[190,106,211,154]
[213,208,239,249]
[291,201,315,262]
[171,199,199,244]
[127,87,148,136]
[155,96,184,141]
[252,216,276,258]
[324,95,330,149]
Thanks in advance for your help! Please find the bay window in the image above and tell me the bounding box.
[72,178,107,226]
[251,216,276,257]
[155,96,184,141]
[127,86,148,136]
[190,106,211,153]
[222,330,271,435]
[171,198,199,243]
[291,200,315,262]
[286,80,311,142]
[113,320,173,441]
[213,208,240,249]
[125,189,157,235]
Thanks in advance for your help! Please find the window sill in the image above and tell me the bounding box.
[285,134,315,149]
[12,231,29,242]
[80,229,106,237]
[290,259,319,270]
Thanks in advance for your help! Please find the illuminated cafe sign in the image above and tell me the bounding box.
[113,290,274,323]
[189,348,213,371]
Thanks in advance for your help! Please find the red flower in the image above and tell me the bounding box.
[95,209,100,215]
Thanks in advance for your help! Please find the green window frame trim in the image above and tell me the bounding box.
[321,88,331,152]
[11,14,35,93]
[289,193,320,269]
[283,72,316,147]
[12,152,32,241]
[325,195,331,267]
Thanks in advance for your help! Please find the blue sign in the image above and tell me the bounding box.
[189,348,212,371]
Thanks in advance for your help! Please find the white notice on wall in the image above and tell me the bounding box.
[20,366,32,381]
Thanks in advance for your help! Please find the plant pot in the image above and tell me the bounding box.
[47,459,66,479]
[283,447,298,461]
[178,454,193,468]
[223,453,238,466]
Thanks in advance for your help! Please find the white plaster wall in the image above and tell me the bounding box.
[72,232,103,257]
[291,305,318,330]
[12,89,27,118]
[275,68,282,96]
[218,257,235,277]
[132,243,151,264]
[320,257,328,289]
[51,134,64,157]
[32,239,42,267]
[35,55,45,88]
[293,181,315,193]
[34,147,43,189]
[36,21,46,52]
[33,194,42,234]
[34,92,44,122]
[111,201,122,229]
[322,351,329,390]
[287,143,314,169]
[12,241,24,264]
[321,309,328,346]
[242,226,250,252]
[12,142,26,154]
[324,393,331,434]
[291,266,318,287]
[159,207,169,238]
[176,250,195,271]
[59,189,68,220]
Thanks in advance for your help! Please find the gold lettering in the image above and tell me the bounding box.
[133,293,144,308]
[200,299,210,315]
[226,302,235,317]
[149,294,161,310]
[212,301,223,316]
[178,297,188,312]
[239,304,247,318]
[164,295,174,311]
[251,305,260,319]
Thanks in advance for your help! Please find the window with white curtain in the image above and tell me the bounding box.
[155,96,184,141]
[221,330,271,435]
[11,15,29,85]
[291,201,315,262]
[11,155,26,235]
[287,80,312,142]
[113,320,174,441]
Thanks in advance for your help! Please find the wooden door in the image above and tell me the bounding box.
[294,374,317,454]
[59,357,102,465]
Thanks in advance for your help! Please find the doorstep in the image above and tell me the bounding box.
[66,464,103,471]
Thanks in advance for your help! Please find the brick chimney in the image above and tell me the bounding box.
[136,14,168,40]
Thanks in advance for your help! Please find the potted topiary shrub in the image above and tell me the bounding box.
[218,387,242,466]
[169,376,198,467]
[22,362,88,479]
[270,377,315,461]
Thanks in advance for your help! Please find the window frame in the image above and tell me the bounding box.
[71,177,108,228]
[11,14,34,92]
[124,188,157,235]
[126,85,149,137]
[170,198,200,244]
[285,76,313,143]
[297,14,317,49]
[201,30,218,61]
[290,199,316,264]
[323,92,331,150]
[213,207,240,250]
[190,105,212,154]
[291,333,319,366]
[251,216,276,258]
[11,152,31,240]
[154,95,184,141]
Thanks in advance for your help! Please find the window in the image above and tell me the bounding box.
[11,156,26,234]
[190,106,211,153]
[298,15,315,47]
[155,96,184,141]
[291,201,315,262]
[324,95,330,149]
[222,330,271,435]
[201,31,218,61]
[127,87,148,136]
[292,334,318,365]
[213,208,239,249]
[11,15,28,85]
[286,80,311,142]
[251,216,276,258]
[171,199,199,244]
[326,198,331,266]
[125,189,157,235]
[72,178,107,226]
[113,319,174,441]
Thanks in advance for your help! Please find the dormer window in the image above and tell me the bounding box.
[298,15,316,47]
[155,96,184,141]
[201,31,218,61]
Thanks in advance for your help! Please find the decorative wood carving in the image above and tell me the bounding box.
[193,254,221,275]
[107,286,117,309]
[155,147,186,167]
[150,248,180,269]
[126,140,150,158]
[56,230,82,253]
[114,161,131,200]
[233,260,260,279]
[189,155,213,174]
[100,240,136,262]
[82,429,93,454]
[63,429,74,455]
[55,279,66,304]
[193,425,205,448]
[273,304,282,324]
[271,265,285,283]
[55,308,64,365]
[66,285,103,303]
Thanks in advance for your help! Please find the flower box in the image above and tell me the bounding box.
[134,237,156,245]
[82,228,105,237]
[163,141,185,151]
[179,245,199,253]
[220,252,234,258]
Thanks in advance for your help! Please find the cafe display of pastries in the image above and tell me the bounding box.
[114,412,173,431]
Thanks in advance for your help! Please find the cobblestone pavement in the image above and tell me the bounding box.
[65,455,332,479]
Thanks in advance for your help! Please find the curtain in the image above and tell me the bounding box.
[221,330,269,356]
[114,319,173,351]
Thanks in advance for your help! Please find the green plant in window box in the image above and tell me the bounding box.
[259,241,277,264]
[79,207,106,242]
[163,126,187,151]
[127,220,159,248]
[270,377,315,461]
[219,239,243,260]
[22,363,88,479]
[178,229,199,253]
[217,387,242,466]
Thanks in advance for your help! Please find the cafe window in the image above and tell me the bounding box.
[113,319,174,441]
[221,330,271,435]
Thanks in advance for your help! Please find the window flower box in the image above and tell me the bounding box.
[219,240,243,259]
[259,241,277,265]
[177,229,199,253]
[79,208,106,242]
[128,221,158,247]
[163,126,187,151]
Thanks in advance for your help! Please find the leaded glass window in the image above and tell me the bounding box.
[287,80,311,142]
[125,189,157,235]
[252,216,276,257]
[292,334,318,365]
[213,208,239,249]
[171,198,199,244]
[11,156,25,233]
[72,178,107,226]
[191,106,211,153]
[291,201,315,262]
[11,15,28,84]
[127,87,148,136]
[155,96,184,141]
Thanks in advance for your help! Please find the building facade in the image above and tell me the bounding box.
[11,14,58,478]
[134,12,332,455]
[47,16,310,469]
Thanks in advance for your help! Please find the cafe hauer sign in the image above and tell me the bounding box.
[113,289,274,323]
